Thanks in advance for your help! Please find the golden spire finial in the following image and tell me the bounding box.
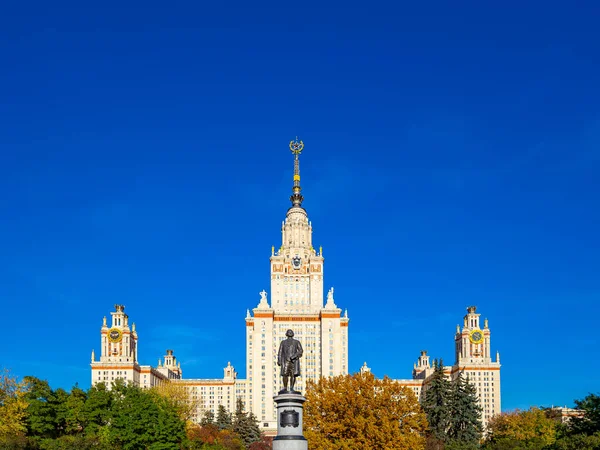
[289,137,304,155]
[289,137,305,207]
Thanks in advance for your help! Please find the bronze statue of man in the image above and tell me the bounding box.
[277,329,303,393]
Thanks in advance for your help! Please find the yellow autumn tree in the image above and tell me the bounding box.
[0,369,30,438]
[151,382,201,423]
[304,372,427,450]
[484,407,557,448]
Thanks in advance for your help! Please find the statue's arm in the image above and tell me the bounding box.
[277,343,282,366]
[296,341,303,359]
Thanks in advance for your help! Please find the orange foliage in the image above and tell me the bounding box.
[186,423,244,449]
[304,372,427,450]
[187,423,219,444]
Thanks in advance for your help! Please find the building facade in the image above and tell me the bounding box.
[90,139,500,431]
[400,305,502,428]
[90,304,182,389]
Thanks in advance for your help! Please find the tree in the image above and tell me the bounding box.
[0,369,29,439]
[52,388,69,437]
[82,382,113,438]
[568,393,600,437]
[248,435,272,450]
[187,422,219,447]
[304,372,427,450]
[201,409,216,427]
[232,399,261,449]
[23,376,61,440]
[64,385,87,435]
[551,432,600,450]
[422,359,452,446]
[447,372,483,448]
[484,407,556,450]
[215,429,244,450]
[216,405,233,431]
[152,382,200,423]
[108,381,186,449]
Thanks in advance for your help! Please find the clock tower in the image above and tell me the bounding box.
[455,306,492,364]
[451,306,501,425]
[101,304,138,364]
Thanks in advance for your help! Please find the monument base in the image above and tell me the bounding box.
[272,392,308,450]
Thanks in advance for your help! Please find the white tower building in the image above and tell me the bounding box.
[91,304,181,389]
[451,306,501,425]
[245,139,349,429]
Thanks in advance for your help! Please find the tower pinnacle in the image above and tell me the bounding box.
[289,138,304,207]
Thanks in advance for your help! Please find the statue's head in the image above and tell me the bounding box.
[286,329,294,338]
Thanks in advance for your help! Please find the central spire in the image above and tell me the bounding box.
[289,137,304,208]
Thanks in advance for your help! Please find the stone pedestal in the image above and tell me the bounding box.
[272,392,308,450]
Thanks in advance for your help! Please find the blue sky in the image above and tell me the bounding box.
[1,1,599,411]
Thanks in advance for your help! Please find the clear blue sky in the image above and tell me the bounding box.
[1,1,599,411]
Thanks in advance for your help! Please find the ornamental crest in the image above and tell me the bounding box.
[280,409,299,428]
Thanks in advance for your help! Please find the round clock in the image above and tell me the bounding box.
[469,329,484,344]
[108,328,122,343]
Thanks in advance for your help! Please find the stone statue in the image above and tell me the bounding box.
[278,329,303,393]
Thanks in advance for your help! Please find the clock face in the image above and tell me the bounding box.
[469,329,484,344]
[108,328,122,343]
[292,255,301,269]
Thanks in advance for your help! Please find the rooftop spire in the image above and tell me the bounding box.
[289,137,304,207]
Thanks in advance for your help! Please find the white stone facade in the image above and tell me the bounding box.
[391,305,501,430]
[90,305,182,390]
[242,203,349,429]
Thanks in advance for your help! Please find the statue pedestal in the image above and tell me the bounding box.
[272,392,308,450]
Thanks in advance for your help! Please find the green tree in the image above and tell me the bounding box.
[447,372,483,448]
[108,381,185,450]
[483,407,556,450]
[422,359,452,446]
[201,409,216,427]
[552,432,600,450]
[216,404,233,431]
[64,385,87,435]
[52,388,69,437]
[232,399,261,449]
[568,393,600,437]
[37,434,112,450]
[82,382,113,438]
[23,376,61,439]
[304,372,427,449]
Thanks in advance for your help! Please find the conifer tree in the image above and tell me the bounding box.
[200,409,215,427]
[448,372,483,449]
[233,398,261,449]
[422,359,452,444]
[216,404,233,430]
